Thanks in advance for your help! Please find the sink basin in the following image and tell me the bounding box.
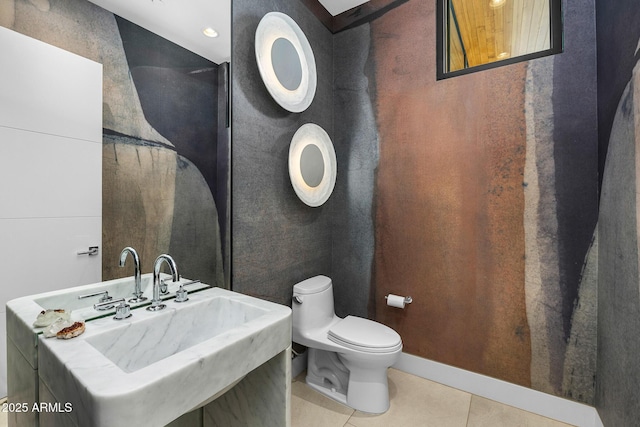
[4,273,210,411]
[86,295,268,373]
[7,273,209,359]
[37,287,291,427]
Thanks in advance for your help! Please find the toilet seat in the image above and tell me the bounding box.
[328,316,402,354]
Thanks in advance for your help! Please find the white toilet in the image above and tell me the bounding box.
[292,275,402,414]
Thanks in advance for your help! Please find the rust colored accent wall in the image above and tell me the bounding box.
[372,0,531,386]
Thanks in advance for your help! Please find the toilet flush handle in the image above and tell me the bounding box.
[293,295,303,304]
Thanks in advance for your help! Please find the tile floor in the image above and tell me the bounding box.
[292,369,576,427]
[0,371,576,427]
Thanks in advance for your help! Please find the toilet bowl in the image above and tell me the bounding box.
[292,275,402,414]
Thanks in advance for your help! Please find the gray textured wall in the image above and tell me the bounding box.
[596,0,640,419]
[331,24,379,320]
[597,77,640,423]
[231,0,334,304]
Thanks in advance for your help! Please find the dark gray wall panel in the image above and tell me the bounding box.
[596,65,640,426]
[232,0,334,305]
[331,24,379,319]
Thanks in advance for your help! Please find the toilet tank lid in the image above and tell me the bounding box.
[293,275,332,295]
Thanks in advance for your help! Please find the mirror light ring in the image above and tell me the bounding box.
[255,12,317,113]
[289,123,337,207]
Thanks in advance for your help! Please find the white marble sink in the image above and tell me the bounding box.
[5,273,209,427]
[86,294,268,373]
[37,287,291,427]
[6,273,208,368]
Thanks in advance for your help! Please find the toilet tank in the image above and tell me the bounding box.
[292,275,335,331]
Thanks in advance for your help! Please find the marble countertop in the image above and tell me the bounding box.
[37,287,291,427]
[5,273,208,366]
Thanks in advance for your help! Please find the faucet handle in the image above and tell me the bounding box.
[160,278,172,295]
[174,280,202,303]
[114,300,132,320]
[94,298,132,320]
[79,291,114,310]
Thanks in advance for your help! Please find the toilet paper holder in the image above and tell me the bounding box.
[385,295,413,304]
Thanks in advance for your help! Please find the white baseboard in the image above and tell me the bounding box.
[393,353,603,427]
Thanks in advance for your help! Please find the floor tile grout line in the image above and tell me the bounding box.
[344,408,356,426]
[465,394,474,427]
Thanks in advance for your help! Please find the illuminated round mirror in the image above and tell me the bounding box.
[300,144,324,187]
[289,124,336,207]
[255,12,317,113]
[271,38,302,91]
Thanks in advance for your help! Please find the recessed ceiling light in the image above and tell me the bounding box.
[489,0,506,8]
[202,27,219,38]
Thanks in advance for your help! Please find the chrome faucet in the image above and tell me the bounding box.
[119,247,146,303]
[148,254,179,312]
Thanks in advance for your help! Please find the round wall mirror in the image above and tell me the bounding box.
[255,12,317,113]
[271,38,302,91]
[300,144,324,187]
[289,123,336,207]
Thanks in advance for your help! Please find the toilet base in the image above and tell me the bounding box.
[305,348,393,415]
[306,372,391,415]
[306,379,349,406]
[342,362,391,414]
[306,348,349,396]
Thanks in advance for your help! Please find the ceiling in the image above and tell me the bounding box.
[319,0,370,16]
[86,0,373,65]
[301,0,405,34]
[86,0,231,64]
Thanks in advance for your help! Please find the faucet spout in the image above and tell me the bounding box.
[119,247,146,303]
[148,254,180,312]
